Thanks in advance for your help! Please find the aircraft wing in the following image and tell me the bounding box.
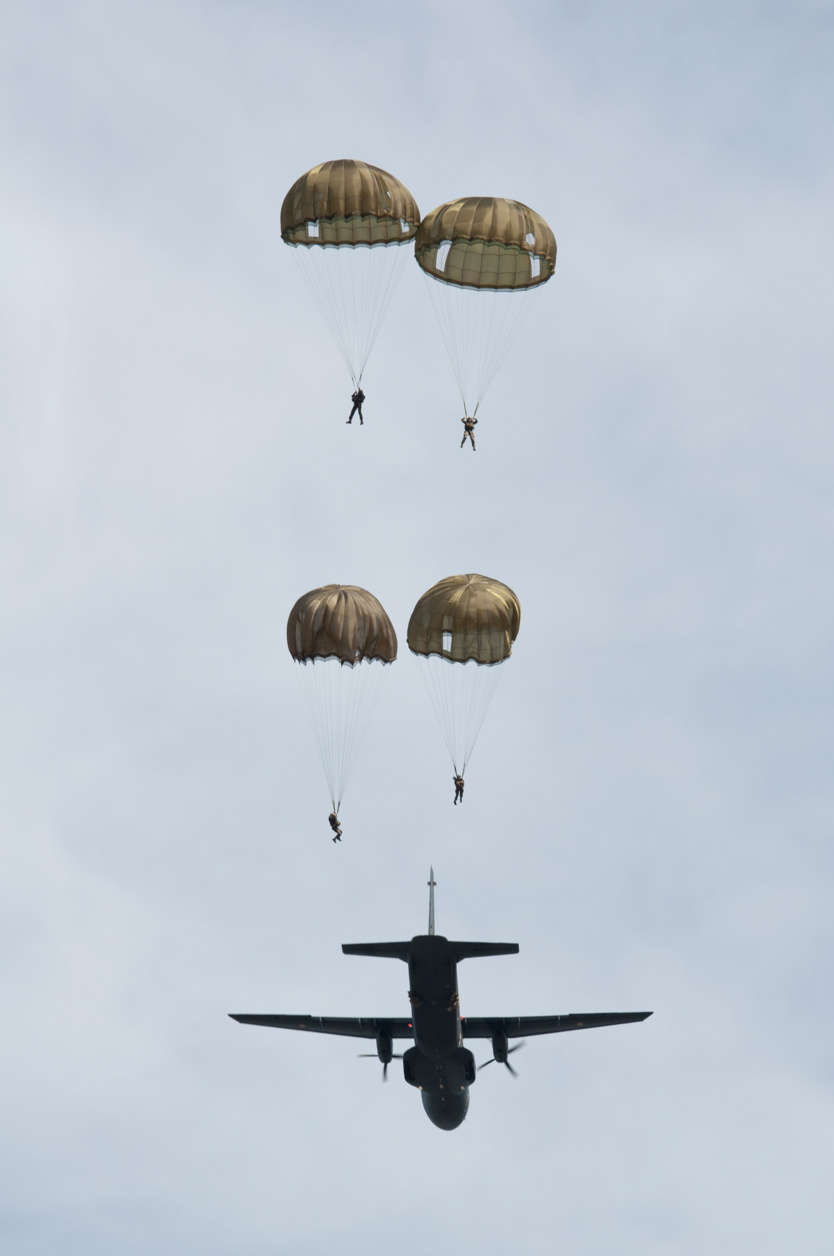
[461,1012,652,1038]
[229,1014,414,1039]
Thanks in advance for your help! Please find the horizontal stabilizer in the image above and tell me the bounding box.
[342,942,411,961]
[451,942,519,962]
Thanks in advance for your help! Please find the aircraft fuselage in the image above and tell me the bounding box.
[402,934,475,1130]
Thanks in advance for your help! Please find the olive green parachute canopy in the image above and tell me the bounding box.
[281,160,421,248]
[414,197,556,290]
[287,584,398,666]
[407,574,521,664]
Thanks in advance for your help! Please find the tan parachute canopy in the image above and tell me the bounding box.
[407,574,521,664]
[414,197,556,290]
[281,160,421,247]
[287,585,397,666]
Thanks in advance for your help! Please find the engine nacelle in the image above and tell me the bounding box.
[451,1045,477,1086]
[403,1046,437,1090]
[491,1030,510,1064]
[374,1031,393,1065]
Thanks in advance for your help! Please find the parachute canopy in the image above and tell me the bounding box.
[414,197,555,416]
[414,197,556,291]
[281,159,420,247]
[287,584,396,815]
[288,584,398,666]
[407,573,521,663]
[281,160,420,388]
[408,574,521,777]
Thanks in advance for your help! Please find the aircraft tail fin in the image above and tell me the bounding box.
[342,942,410,961]
[428,867,436,936]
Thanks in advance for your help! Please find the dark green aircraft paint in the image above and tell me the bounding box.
[229,870,652,1131]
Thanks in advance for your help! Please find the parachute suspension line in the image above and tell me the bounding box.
[292,245,364,387]
[465,286,537,412]
[453,658,501,775]
[423,272,462,411]
[292,242,410,388]
[294,658,389,812]
[336,660,389,809]
[294,658,341,811]
[477,287,540,406]
[356,241,411,382]
[414,656,506,776]
[423,275,540,414]
[474,286,502,407]
[457,659,500,777]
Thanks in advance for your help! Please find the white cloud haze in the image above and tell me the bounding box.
[1,2,833,1253]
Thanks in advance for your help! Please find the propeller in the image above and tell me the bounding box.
[478,1040,525,1077]
[357,1052,403,1082]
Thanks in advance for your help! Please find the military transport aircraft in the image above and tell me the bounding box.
[230,871,652,1130]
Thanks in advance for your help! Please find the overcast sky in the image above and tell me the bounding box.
[2,2,833,1253]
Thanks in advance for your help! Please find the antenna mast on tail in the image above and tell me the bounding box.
[428,867,437,936]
